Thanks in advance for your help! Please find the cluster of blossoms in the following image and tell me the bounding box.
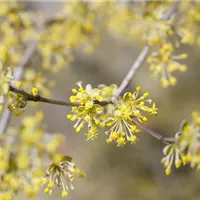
[162,112,200,175]
[107,1,172,42]
[42,156,84,198]
[67,83,158,146]
[105,86,157,146]
[147,43,187,88]
[106,1,200,88]
[0,112,83,199]
[38,1,102,72]
[7,91,27,116]
[67,82,106,140]
[178,2,200,45]
[0,1,35,68]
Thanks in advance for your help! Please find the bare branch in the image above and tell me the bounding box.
[162,0,180,21]
[132,117,175,144]
[111,1,180,102]
[9,85,110,107]
[111,46,150,102]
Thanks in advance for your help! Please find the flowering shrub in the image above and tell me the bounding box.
[0,1,200,199]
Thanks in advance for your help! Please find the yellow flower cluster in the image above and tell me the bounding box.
[42,156,84,198]
[178,2,200,45]
[0,1,35,67]
[38,1,101,72]
[161,143,183,176]
[7,91,27,116]
[106,1,200,87]
[0,112,82,199]
[67,82,106,140]
[142,16,173,46]
[162,111,200,175]
[105,86,158,146]
[147,43,187,88]
[67,83,157,146]
[107,1,173,43]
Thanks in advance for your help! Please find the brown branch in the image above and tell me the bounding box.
[9,85,110,107]
[132,117,175,144]
[111,1,180,102]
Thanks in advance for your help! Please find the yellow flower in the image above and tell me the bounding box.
[165,168,171,176]
[61,190,69,198]
[31,87,39,96]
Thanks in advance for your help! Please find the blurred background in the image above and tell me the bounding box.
[11,1,200,200]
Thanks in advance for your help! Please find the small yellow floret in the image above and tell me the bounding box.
[143,92,149,98]
[182,155,192,164]
[106,138,113,144]
[139,101,145,107]
[129,135,137,143]
[31,87,39,96]
[77,169,85,178]
[141,116,147,123]
[66,114,72,119]
[48,182,55,189]
[117,137,126,146]
[111,132,119,140]
[169,76,177,85]
[136,86,141,92]
[61,190,69,198]
[72,88,78,93]
[180,65,187,72]
[44,188,50,194]
[161,78,169,88]
[165,168,171,175]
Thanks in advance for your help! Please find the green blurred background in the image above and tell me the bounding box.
[12,1,200,200]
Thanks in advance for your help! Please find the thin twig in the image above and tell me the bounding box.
[162,0,180,21]
[132,117,175,144]
[111,1,180,102]
[111,46,150,102]
[9,85,110,107]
